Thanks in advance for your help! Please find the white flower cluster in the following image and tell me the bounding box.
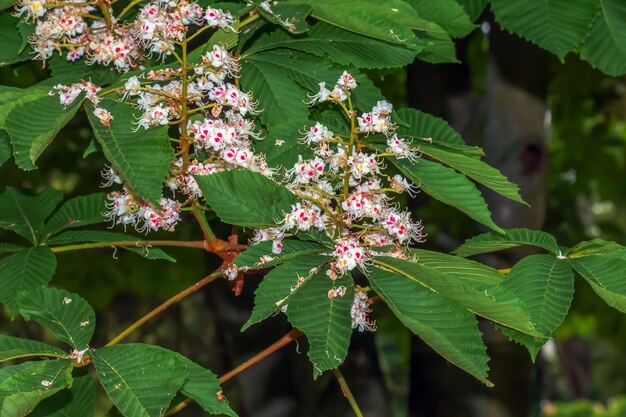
[351,290,376,332]
[75,16,265,234]
[246,74,425,332]
[17,0,235,70]
[103,185,181,234]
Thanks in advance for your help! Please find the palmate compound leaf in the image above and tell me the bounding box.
[0,359,73,417]
[92,344,235,417]
[0,336,67,363]
[578,0,626,76]
[570,249,626,314]
[0,247,57,318]
[406,249,549,359]
[244,22,420,70]
[233,239,325,270]
[453,228,561,257]
[6,86,84,171]
[48,230,176,262]
[41,192,107,241]
[490,0,599,61]
[368,265,492,386]
[86,99,174,204]
[373,255,539,337]
[30,372,96,417]
[0,187,63,245]
[195,170,298,228]
[18,287,96,351]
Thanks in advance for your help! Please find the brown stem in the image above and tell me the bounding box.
[105,271,224,346]
[96,0,112,30]
[50,240,207,253]
[165,329,304,416]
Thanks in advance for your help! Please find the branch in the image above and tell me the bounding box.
[50,240,207,253]
[165,328,304,416]
[105,270,225,346]
[333,368,364,417]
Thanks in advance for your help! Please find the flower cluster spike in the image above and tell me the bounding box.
[244,72,426,332]
[16,0,235,70]
[43,3,270,234]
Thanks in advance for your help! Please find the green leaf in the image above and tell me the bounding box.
[48,230,176,262]
[0,0,16,12]
[368,266,491,386]
[0,336,66,363]
[490,0,599,61]
[453,228,561,257]
[418,143,526,204]
[389,156,503,232]
[0,14,31,66]
[42,193,107,240]
[258,3,311,33]
[242,255,331,331]
[579,0,626,76]
[195,170,298,228]
[0,243,25,254]
[414,29,457,64]
[240,56,309,127]
[409,249,504,286]
[374,256,538,336]
[0,130,11,167]
[233,239,324,270]
[567,239,625,257]
[47,55,119,85]
[19,287,95,350]
[91,344,187,417]
[406,0,476,38]
[0,359,73,417]
[286,271,354,378]
[254,122,313,168]
[6,89,84,170]
[454,0,488,21]
[394,107,464,145]
[296,0,422,47]
[31,372,97,417]
[0,187,63,245]
[176,357,237,417]
[244,50,383,112]
[0,247,57,317]
[245,22,419,69]
[86,99,174,203]
[496,325,548,362]
[571,253,626,314]
[504,254,574,336]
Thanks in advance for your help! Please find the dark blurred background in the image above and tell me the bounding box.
[2,10,626,417]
